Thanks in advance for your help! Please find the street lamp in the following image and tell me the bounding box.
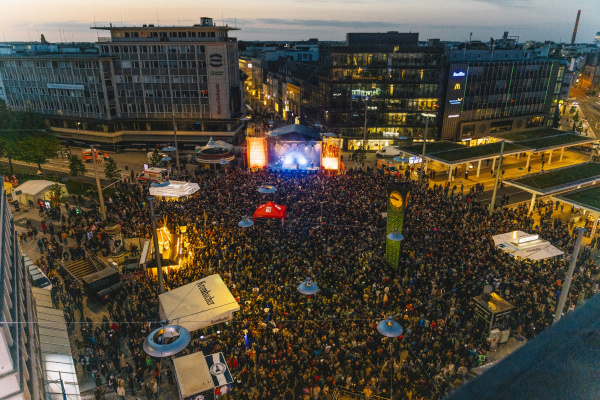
[419,113,436,186]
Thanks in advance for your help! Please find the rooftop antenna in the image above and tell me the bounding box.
[28,29,32,42]
[178,15,181,26]
[94,12,97,27]
[157,13,160,26]
[222,9,224,26]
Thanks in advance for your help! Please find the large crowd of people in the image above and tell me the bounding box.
[25,164,600,400]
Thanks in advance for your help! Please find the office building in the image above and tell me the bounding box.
[441,49,570,142]
[0,183,44,400]
[0,17,244,146]
[318,32,444,151]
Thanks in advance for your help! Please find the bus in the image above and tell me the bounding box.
[82,149,109,162]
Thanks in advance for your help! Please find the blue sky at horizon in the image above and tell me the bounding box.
[2,0,599,44]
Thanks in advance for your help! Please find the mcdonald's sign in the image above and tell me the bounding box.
[454,83,461,90]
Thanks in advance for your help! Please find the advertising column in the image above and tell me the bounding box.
[386,184,410,272]
[207,45,231,119]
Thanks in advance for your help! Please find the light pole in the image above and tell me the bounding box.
[363,102,368,150]
[90,145,107,220]
[419,113,436,186]
[489,140,505,216]
[148,196,165,294]
[554,227,585,323]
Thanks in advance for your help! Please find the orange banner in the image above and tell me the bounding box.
[247,137,267,169]
[321,138,342,170]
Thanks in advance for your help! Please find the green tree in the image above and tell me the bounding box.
[48,183,64,207]
[69,154,87,187]
[353,147,367,169]
[0,105,54,172]
[149,148,162,166]
[17,133,60,171]
[104,158,121,181]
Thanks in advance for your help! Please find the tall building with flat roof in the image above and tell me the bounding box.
[0,17,244,146]
[0,182,44,400]
[317,32,444,151]
[441,49,569,142]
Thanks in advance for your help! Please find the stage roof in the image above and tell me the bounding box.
[267,124,321,141]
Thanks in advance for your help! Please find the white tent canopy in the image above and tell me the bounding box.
[149,180,200,198]
[174,352,213,397]
[493,230,564,261]
[159,274,240,332]
[15,180,68,205]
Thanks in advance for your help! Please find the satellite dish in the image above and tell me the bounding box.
[484,285,493,294]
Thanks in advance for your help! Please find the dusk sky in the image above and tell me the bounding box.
[2,0,599,44]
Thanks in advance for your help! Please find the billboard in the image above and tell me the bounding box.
[206,45,229,119]
[247,137,268,169]
[321,138,342,170]
[386,183,410,272]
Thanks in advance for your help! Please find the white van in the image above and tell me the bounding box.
[376,146,402,158]
[137,167,168,184]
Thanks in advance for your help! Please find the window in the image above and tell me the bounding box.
[490,120,513,133]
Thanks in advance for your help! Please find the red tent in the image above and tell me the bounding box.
[253,201,287,223]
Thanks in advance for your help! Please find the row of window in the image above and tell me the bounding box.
[120,103,209,114]
[114,75,206,84]
[332,68,440,82]
[472,104,546,120]
[0,60,100,69]
[1,72,102,84]
[116,60,206,69]
[9,99,105,115]
[101,45,207,55]
[331,52,441,67]
[113,30,220,39]
[118,89,209,99]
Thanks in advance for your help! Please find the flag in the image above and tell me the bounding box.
[205,352,233,388]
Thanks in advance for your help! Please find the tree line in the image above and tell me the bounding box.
[0,100,60,172]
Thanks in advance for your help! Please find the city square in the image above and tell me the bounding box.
[1,4,600,400]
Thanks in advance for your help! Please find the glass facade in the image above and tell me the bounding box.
[319,41,444,148]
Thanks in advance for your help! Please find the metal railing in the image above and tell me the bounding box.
[57,259,82,286]
[85,249,109,272]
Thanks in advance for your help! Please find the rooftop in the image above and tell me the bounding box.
[506,162,600,195]
[556,186,600,214]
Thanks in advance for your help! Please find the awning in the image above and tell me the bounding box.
[492,231,564,261]
[174,351,234,398]
[253,201,287,220]
[32,287,82,400]
[159,274,240,332]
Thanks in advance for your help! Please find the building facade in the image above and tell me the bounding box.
[0,183,44,400]
[318,33,444,151]
[0,18,244,146]
[440,49,569,142]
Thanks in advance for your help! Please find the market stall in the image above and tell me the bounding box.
[253,201,287,225]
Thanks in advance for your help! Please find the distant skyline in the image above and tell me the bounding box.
[2,0,599,44]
